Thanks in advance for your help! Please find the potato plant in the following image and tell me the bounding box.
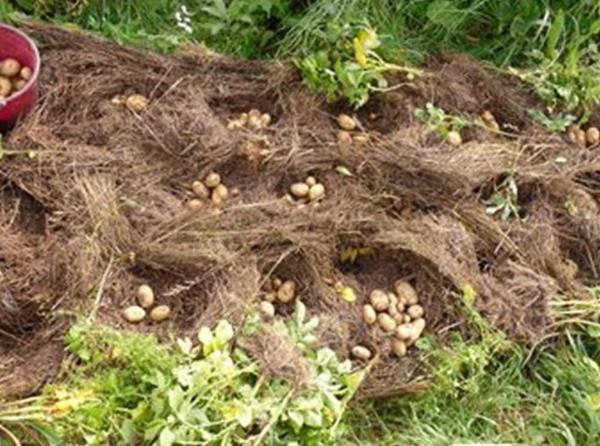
[40,302,362,445]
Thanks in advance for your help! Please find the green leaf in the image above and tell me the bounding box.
[158,427,176,446]
[341,370,365,393]
[303,409,323,427]
[198,326,214,345]
[426,0,463,29]
[177,337,193,355]
[288,410,304,430]
[546,9,564,58]
[215,320,234,344]
[168,386,184,411]
[295,300,307,325]
[119,419,136,442]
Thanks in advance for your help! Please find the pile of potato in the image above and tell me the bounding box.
[187,172,238,211]
[287,176,326,204]
[123,284,171,323]
[336,114,369,146]
[228,109,272,130]
[0,58,32,99]
[481,110,500,133]
[259,277,297,318]
[352,280,426,360]
[568,124,599,148]
[110,94,149,112]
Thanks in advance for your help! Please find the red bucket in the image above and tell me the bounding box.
[0,23,41,134]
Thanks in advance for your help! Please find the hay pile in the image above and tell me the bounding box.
[1,22,599,400]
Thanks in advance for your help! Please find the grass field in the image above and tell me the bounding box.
[1,1,600,445]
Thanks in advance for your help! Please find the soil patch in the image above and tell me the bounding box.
[1,22,599,399]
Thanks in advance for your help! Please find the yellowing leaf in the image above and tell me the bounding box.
[337,285,357,303]
[589,393,600,411]
[339,247,358,263]
[358,246,375,256]
[462,283,476,306]
[353,37,368,68]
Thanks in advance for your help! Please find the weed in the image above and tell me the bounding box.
[36,301,362,445]
[485,174,522,221]
[0,397,59,446]
[414,102,471,137]
[295,24,422,107]
[528,109,576,132]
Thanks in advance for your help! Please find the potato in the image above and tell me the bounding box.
[392,313,405,325]
[150,305,171,322]
[378,313,397,332]
[447,130,462,147]
[391,339,407,358]
[277,280,296,303]
[260,301,275,318]
[248,115,262,130]
[353,134,369,145]
[586,127,599,146]
[204,172,221,189]
[137,284,155,308]
[231,187,240,197]
[248,109,261,119]
[213,184,229,201]
[192,181,210,199]
[403,314,411,323]
[186,199,203,212]
[0,58,21,78]
[284,194,295,205]
[211,191,224,206]
[388,292,398,305]
[407,304,424,319]
[0,77,11,98]
[264,292,277,302]
[388,302,399,318]
[227,119,244,129]
[125,94,148,112]
[369,289,389,311]
[576,129,587,148]
[20,66,33,81]
[186,199,204,211]
[12,79,26,91]
[481,111,500,132]
[352,345,371,360]
[308,183,326,201]
[290,182,310,198]
[363,304,377,325]
[259,113,272,128]
[395,324,413,340]
[567,130,578,144]
[394,281,418,305]
[272,277,283,289]
[337,130,353,144]
[337,113,356,130]
[305,176,317,187]
[396,301,405,313]
[123,305,146,323]
[409,318,426,341]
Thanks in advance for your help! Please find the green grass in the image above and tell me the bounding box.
[347,335,600,446]
[6,0,600,112]
[345,289,600,446]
